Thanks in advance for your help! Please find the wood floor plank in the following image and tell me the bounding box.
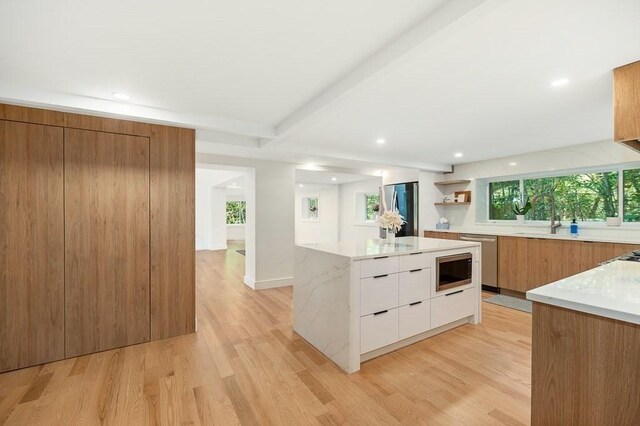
[0,244,533,425]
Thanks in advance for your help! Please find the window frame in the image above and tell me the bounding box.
[483,164,640,227]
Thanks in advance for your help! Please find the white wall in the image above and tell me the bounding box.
[196,168,240,250]
[197,153,295,290]
[295,185,339,244]
[339,178,382,241]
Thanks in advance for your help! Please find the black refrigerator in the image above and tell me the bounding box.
[383,182,419,237]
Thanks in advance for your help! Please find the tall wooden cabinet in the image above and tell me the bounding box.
[0,104,195,372]
[64,129,151,357]
[0,121,65,372]
[614,60,640,152]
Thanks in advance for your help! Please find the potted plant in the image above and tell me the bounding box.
[377,191,406,244]
[512,198,531,224]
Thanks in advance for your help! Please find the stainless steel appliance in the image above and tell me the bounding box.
[436,252,472,292]
[459,234,498,291]
[383,181,419,237]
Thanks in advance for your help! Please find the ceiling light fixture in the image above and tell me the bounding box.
[112,92,130,101]
[376,138,386,145]
[509,162,517,166]
[454,152,463,158]
[331,177,337,182]
[550,78,569,87]
[298,184,304,188]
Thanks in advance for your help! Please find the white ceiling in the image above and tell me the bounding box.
[295,169,378,185]
[2,0,639,170]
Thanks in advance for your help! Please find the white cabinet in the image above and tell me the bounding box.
[431,288,475,329]
[398,252,429,272]
[398,268,430,306]
[399,301,430,340]
[361,308,399,354]
[360,256,398,278]
[361,274,398,316]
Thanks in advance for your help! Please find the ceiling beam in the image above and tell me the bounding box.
[0,83,276,139]
[262,0,507,147]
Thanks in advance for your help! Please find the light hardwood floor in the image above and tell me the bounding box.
[0,244,532,425]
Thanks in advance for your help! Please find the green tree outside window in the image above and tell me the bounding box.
[226,201,246,224]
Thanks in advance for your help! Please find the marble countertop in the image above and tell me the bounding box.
[527,260,640,325]
[424,226,640,245]
[297,236,479,260]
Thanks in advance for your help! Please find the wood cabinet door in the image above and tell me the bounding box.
[498,236,529,292]
[65,129,150,357]
[0,120,65,372]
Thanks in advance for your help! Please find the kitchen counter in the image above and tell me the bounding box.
[294,237,481,373]
[526,260,640,324]
[424,226,640,245]
[298,236,479,260]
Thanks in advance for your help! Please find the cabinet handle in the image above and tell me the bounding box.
[373,274,388,279]
[445,290,464,297]
[409,269,422,273]
[373,310,388,316]
[409,252,422,256]
[373,256,389,259]
[409,301,422,306]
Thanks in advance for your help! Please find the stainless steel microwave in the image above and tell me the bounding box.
[436,252,472,292]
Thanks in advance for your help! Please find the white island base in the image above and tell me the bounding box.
[293,237,481,373]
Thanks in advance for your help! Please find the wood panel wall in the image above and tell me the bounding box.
[0,120,65,372]
[64,129,151,357]
[0,104,195,371]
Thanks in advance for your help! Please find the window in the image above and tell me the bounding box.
[624,169,640,222]
[226,201,246,224]
[365,194,380,221]
[488,168,639,223]
[489,180,520,220]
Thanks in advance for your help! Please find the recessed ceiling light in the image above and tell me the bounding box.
[331,177,337,181]
[454,152,463,158]
[112,92,130,100]
[298,184,304,188]
[550,78,569,87]
[376,138,386,145]
[509,162,517,166]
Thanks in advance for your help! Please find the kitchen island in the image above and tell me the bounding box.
[527,259,640,425]
[294,236,481,373]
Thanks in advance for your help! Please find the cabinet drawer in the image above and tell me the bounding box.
[361,274,399,316]
[398,252,429,272]
[360,256,398,278]
[399,301,430,340]
[361,308,399,354]
[398,268,430,306]
[431,288,475,329]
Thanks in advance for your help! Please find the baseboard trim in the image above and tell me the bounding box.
[244,275,293,290]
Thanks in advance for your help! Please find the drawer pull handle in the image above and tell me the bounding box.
[409,301,422,306]
[409,268,422,273]
[409,252,422,256]
[445,290,464,297]
[373,310,388,316]
[373,274,388,279]
[373,256,389,259]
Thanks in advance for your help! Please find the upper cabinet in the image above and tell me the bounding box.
[613,60,640,152]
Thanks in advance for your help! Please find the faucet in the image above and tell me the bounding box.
[533,194,562,234]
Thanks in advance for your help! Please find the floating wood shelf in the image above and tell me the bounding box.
[434,179,471,186]
[434,202,471,206]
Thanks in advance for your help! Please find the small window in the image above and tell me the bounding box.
[489,180,520,220]
[365,194,380,221]
[226,201,246,224]
[624,168,640,222]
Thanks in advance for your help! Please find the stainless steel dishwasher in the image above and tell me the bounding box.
[459,234,498,291]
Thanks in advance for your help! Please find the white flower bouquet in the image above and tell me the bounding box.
[378,210,405,233]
